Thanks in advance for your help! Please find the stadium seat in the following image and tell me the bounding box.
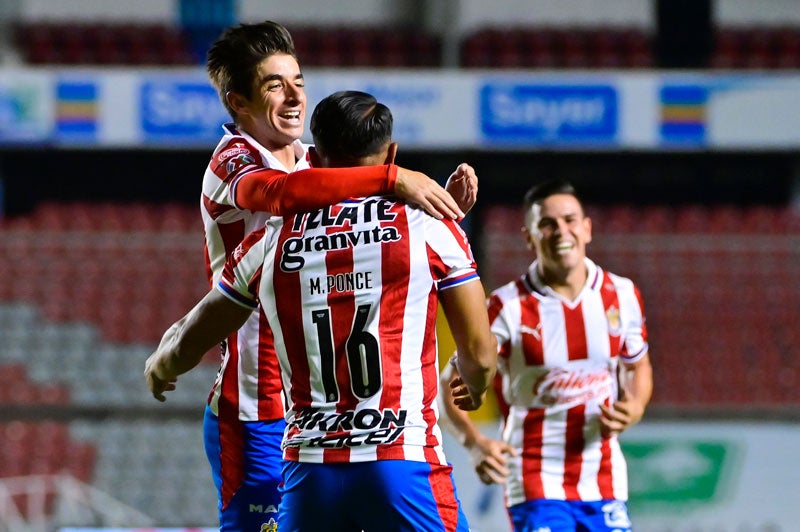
[710,27,800,70]
[12,22,195,65]
[601,205,638,233]
[673,205,710,233]
[286,26,441,67]
[459,27,653,69]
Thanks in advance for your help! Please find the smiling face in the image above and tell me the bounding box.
[228,53,306,151]
[524,193,592,277]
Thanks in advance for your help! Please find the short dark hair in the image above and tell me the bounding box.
[206,21,297,120]
[523,179,585,214]
[310,91,393,163]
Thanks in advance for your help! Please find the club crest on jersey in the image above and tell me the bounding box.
[606,305,621,336]
[260,518,278,532]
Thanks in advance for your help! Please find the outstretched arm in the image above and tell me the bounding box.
[235,164,464,220]
[144,290,252,402]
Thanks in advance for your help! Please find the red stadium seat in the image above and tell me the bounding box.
[12,22,195,65]
[459,27,652,69]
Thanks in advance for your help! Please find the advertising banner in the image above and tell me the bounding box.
[479,82,618,146]
[2,68,800,150]
[0,70,52,143]
[444,420,800,532]
[301,70,476,149]
[139,79,228,145]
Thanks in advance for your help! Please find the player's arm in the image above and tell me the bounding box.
[438,280,497,409]
[439,362,515,485]
[437,284,516,485]
[599,284,653,436]
[144,290,252,402]
[235,165,468,220]
[599,352,653,436]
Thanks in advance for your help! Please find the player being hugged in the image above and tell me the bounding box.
[145,90,497,532]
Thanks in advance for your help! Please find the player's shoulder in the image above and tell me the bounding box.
[209,129,265,177]
[597,265,642,301]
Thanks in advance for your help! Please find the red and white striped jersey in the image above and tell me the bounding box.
[488,258,648,505]
[202,124,310,422]
[217,196,480,465]
[201,124,396,423]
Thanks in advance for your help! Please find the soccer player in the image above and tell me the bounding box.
[197,21,477,531]
[145,89,497,531]
[439,179,653,532]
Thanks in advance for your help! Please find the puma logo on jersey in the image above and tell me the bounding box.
[520,323,542,340]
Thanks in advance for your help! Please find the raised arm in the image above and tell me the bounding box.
[144,289,253,402]
[444,163,478,215]
[235,164,465,220]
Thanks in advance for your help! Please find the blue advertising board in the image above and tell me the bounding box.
[140,80,228,144]
[479,83,618,146]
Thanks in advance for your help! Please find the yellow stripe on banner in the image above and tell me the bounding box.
[661,105,704,122]
[436,307,499,422]
[57,102,97,119]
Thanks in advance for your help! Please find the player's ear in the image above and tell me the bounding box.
[308,146,322,168]
[584,215,593,244]
[384,142,398,165]
[521,225,535,250]
[226,91,247,115]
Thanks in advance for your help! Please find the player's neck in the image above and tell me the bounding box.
[270,144,298,171]
[540,264,587,301]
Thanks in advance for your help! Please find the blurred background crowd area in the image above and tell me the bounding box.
[1,0,799,530]
[3,0,800,69]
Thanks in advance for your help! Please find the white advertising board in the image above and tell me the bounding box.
[444,420,800,532]
[2,67,800,150]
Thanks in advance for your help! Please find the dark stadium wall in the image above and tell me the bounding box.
[0,149,797,218]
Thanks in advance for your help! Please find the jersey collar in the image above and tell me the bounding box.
[524,258,602,300]
[223,122,309,172]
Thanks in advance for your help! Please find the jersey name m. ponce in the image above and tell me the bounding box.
[218,196,479,464]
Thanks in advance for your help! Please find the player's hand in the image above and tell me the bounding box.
[144,355,177,402]
[469,433,516,485]
[394,167,464,221]
[445,163,478,215]
[447,355,488,411]
[599,396,645,437]
[448,374,485,411]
